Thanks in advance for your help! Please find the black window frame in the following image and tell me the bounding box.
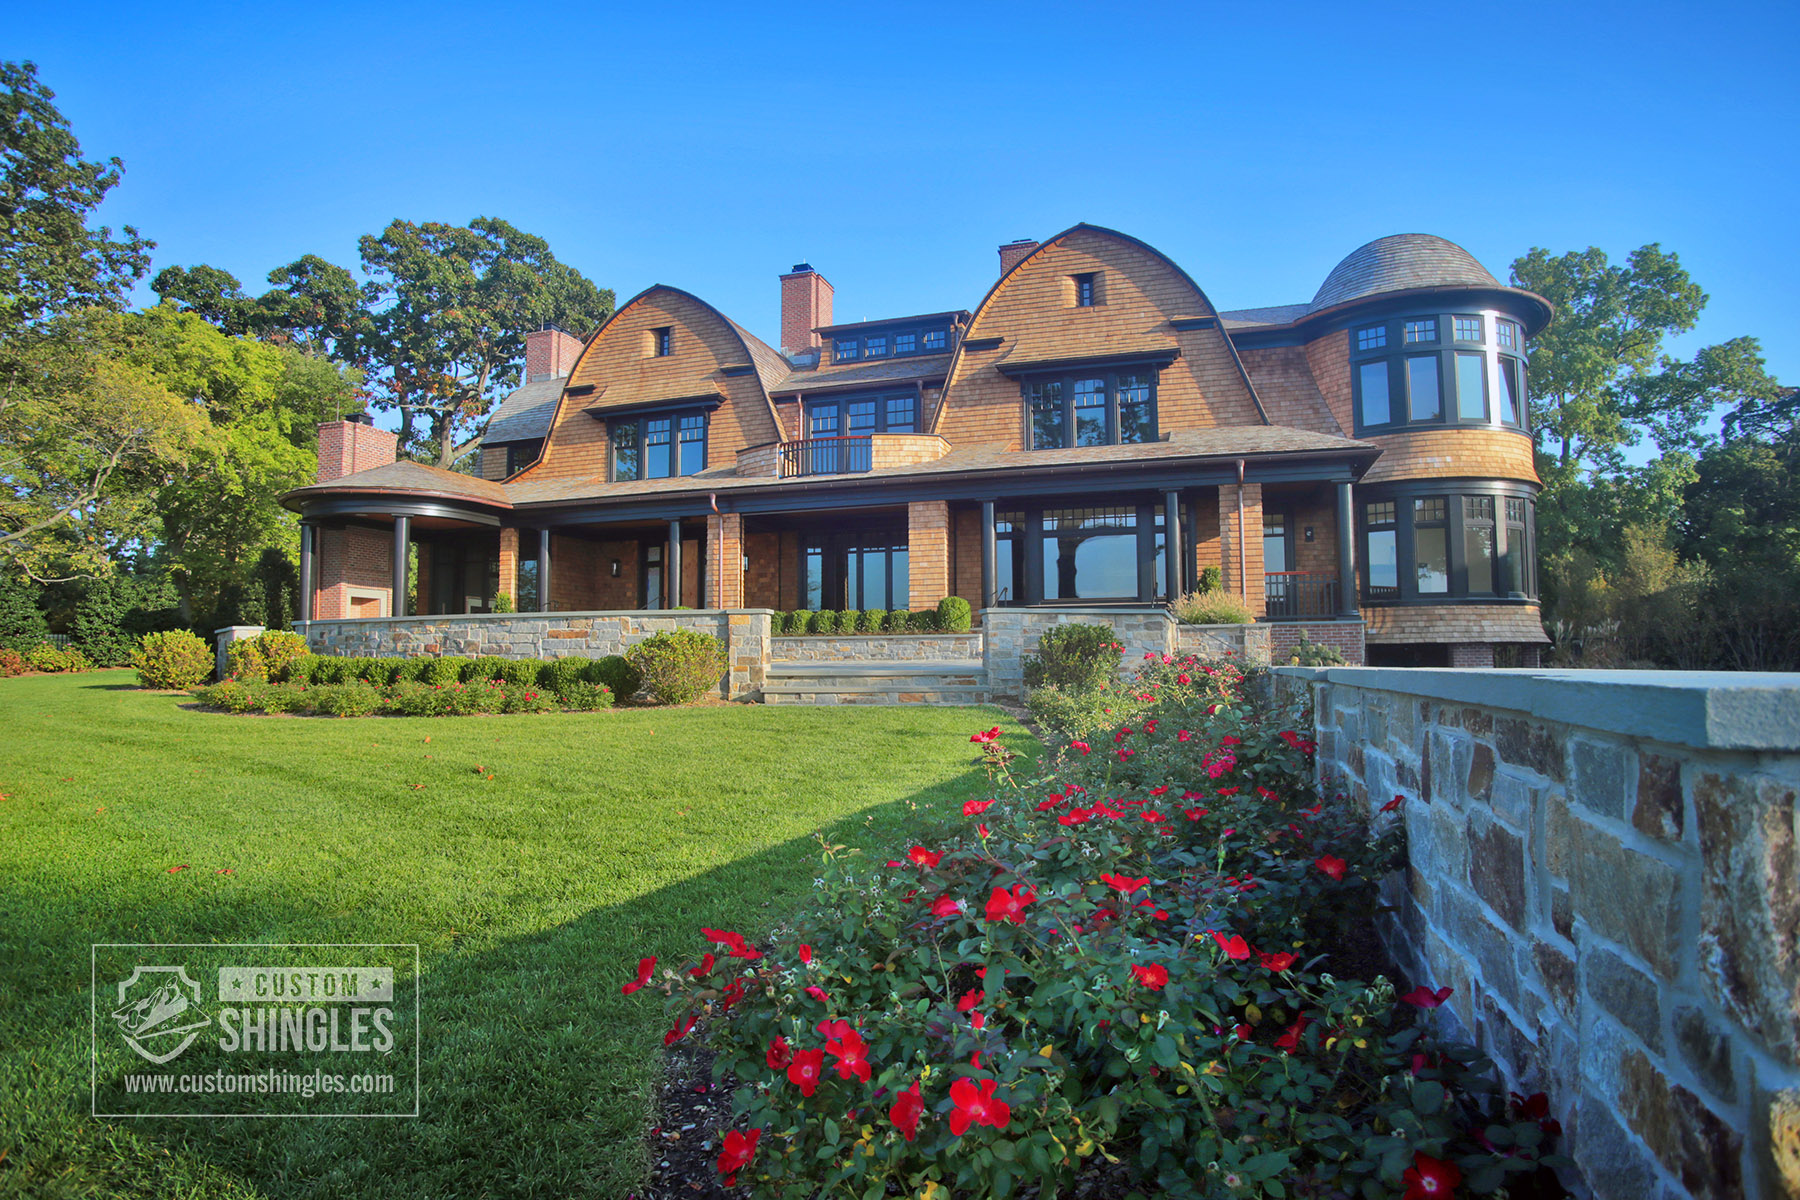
[505,440,543,475]
[804,391,919,438]
[830,323,955,365]
[922,329,947,352]
[1021,366,1160,450]
[1073,273,1097,308]
[1349,310,1531,437]
[1357,482,1538,604]
[609,408,710,482]
[652,326,673,357]
[990,500,1171,606]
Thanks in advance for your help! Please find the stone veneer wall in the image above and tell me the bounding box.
[1275,666,1800,1200]
[982,609,1273,699]
[772,634,982,662]
[296,610,773,701]
[1174,622,1274,664]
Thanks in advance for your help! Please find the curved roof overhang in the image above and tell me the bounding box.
[283,486,509,527]
[1230,284,1556,349]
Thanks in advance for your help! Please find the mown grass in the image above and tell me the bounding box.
[0,671,1031,1199]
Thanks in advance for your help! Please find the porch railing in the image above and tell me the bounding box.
[778,435,873,478]
[1264,571,1339,618]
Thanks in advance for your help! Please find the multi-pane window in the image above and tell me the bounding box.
[807,393,917,438]
[1074,274,1097,307]
[611,410,708,481]
[831,325,953,362]
[1404,318,1438,344]
[894,332,916,355]
[1465,496,1496,594]
[1024,369,1158,449]
[1453,315,1484,342]
[993,504,1170,604]
[1413,498,1449,594]
[1505,498,1531,596]
[1356,325,1388,351]
[865,335,888,358]
[1361,490,1537,603]
[835,338,858,362]
[1496,321,1518,351]
[1365,501,1399,598]
[885,395,917,432]
[653,327,673,357]
[923,329,946,351]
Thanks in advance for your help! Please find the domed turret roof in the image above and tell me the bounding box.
[1311,234,1500,312]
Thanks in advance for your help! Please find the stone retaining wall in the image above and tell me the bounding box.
[295,610,773,701]
[1276,666,1800,1200]
[1174,622,1274,664]
[772,634,983,662]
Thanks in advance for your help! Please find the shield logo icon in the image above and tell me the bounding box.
[111,966,211,1064]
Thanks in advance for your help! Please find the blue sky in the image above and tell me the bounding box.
[14,0,1799,392]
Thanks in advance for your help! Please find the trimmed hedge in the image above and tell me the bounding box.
[624,629,727,706]
[132,630,211,689]
[771,608,972,636]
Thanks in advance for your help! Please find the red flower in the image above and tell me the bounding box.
[984,884,1036,924]
[1202,748,1235,778]
[1400,1151,1462,1200]
[718,976,747,1012]
[1183,807,1209,821]
[1143,719,1158,734]
[947,1077,1012,1136]
[1400,985,1454,1009]
[805,985,830,1003]
[956,988,984,1012]
[1315,854,1347,882]
[930,893,962,917]
[716,1127,761,1188]
[1274,1015,1310,1052]
[664,1011,697,1046]
[688,953,715,978]
[787,1047,826,1095]
[908,845,942,868]
[963,799,995,816]
[621,956,656,995]
[1141,811,1166,823]
[825,1025,872,1082]
[1381,794,1406,812]
[1233,1023,1253,1040]
[1279,730,1317,754]
[1511,1091,1550,1120]
[1116,747,1135,761]
[701,927,763,960]
[1069,740,1090,756]
[766,1036,792,1069]
[1035,795,1065,811]
[1210,931,1251,960]
[1057,807,1093,826]
[1099,873,1148,895]
[970,726,1001,744]
[889,1081,925,1141]
[1177,728,1193,742]
[1135,897,1170,919]
[976,823,990,838]
[798,943,812,964]
[1130,963,1169,990]
[1148,784,1170,796]
[1258,951,1297,972]
[1177,674,1191,685]
[1114,727,1133,743]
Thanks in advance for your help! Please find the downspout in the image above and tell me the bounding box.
[1235,459,1248,603]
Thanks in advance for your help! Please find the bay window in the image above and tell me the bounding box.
[1350,310,1530,435]
[1360,486,1537,603]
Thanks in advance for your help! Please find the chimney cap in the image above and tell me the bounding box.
[790,262,813,273]
[1002,238,1037,247]
[348,411,374,426]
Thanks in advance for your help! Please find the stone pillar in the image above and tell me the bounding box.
[1163,490,1183,601]
[215,625,265,680]
[298,522,314,624]
[391,515,410,618]
[537,528,552,612]
[980,500,997,610]
[908,499,950,612]
[1336,481,1358,616]
[724,610,771,699]
[498,527,520,608]
[1218,483,1265,618]
[706,512,745,609]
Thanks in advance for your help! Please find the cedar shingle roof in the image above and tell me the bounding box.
[482,378,564,444]
[769,352,954,395]
[1311,235,1501,311]
[284,459,511,506]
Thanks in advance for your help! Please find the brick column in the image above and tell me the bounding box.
[908,500,950,612]
[1218,483,1265,618]
[498,527,519,608]
[1450,642,1496,668]
[706,512,745,609]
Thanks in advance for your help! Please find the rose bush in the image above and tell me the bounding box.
[624,652,1567,1198]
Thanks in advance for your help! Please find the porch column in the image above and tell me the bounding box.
[297,521,314,623]
[537,528,552,612]
[980,500,996,609]
[907,499,949,612]
[1217,483,1265,618]
[706,512,744,608]
[391,515,410,618]
[498,527,519,608]
[1336,482,1359,616]
[1163,490,1183,601]
[667,520,682,609]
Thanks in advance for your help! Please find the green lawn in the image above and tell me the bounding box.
[0,671,1029,1199]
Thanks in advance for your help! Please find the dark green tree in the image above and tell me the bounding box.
[0,572,48,647]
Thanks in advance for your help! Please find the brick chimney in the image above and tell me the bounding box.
[525,326,585,382]
[779,263,834,354]
[998,238,1039,277]
[316,414,399,483]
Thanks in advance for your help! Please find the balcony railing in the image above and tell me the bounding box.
[1264,571,1339,618]
[778,435,873,478]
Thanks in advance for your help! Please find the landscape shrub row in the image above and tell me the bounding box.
[622,648,1568,1198]
[193,677,592,717]
[1,643,95,676]
[774,596,972,637]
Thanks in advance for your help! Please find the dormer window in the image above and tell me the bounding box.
[1073,273,1098,308]
[894,332,915,355]
[1025,368,1156,449]
[835,338,858,362]
[648,326,673,357]
[865,335,888,358]
[923,329,946,351]
[610,408,709,481]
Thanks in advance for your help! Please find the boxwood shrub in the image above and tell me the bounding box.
[624,629,727,706]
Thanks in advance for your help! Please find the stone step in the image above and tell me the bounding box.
[761,658,991,705]
[766,659,985,678]
[763,685,993,706]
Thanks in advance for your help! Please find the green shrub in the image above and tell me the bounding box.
[1026,682,1152,740]
[936,595,972,632]
[779,611,806,635]
[855,608,884,633]
[0,575,49,649]
[282,656,322,684]
[307,682,382,717]
[420,656,465,685]
[448,679,508,715]
[392,657,432,683]
[493,592,516,614]
[1021,622,1121,691]
[132,630,212,689]
[502,683,558,714]
[1172,587,1255,625]
[387,681,452,717]
[1287,631,1348,666]
[586,654,642,701]
[256,683,311,714]
[466,655,510,682]
[906,609,940,633]
[27,644,93,674]
[369,658,410,686]
[0,647,27,676]
[497,658,541,687]
[882,609,911,633]
[798,610,825,635]
[194,678,260,714]
[556,680,614,711]
[624,629,727,706]
[1198,564,1224,593]
[226,630,311,682]
[539,656,592,698]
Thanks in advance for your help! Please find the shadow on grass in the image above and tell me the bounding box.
[5,757,1022,1200]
